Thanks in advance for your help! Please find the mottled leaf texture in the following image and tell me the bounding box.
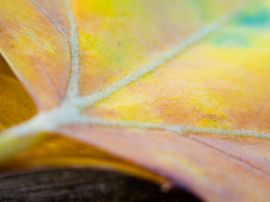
[0,0,270,201]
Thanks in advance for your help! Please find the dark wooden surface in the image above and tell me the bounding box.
[0,169,201,202]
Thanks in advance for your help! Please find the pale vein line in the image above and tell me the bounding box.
[83,117,185,133]
[33,56,63,99]
[30,0,66,36]
[76,8,240,107]
[64,0,80,99]
[190,137,270,178]
[84,117,270,139]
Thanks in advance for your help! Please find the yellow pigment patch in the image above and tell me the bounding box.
[92,2,270,132]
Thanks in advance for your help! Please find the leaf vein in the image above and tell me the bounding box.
[76,5,242,107]
[84,117,270,140]
[64,0,80,100]
[30,0,66,36]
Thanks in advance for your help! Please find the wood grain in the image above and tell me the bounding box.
[0,169,201,202]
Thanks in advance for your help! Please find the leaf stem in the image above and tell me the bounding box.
[0,104,82,162]
[0,114,52,162]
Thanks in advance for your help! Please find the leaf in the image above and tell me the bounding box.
[0,0,270,201]
[0,55,165,186]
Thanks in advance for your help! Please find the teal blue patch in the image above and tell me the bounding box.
[235,9,270,27]
[211,33,249,47]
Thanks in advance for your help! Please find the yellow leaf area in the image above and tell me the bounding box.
[1,0,270,201]
[77,0,240,95]
[0,57,167,186]
[92,2,270,132]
